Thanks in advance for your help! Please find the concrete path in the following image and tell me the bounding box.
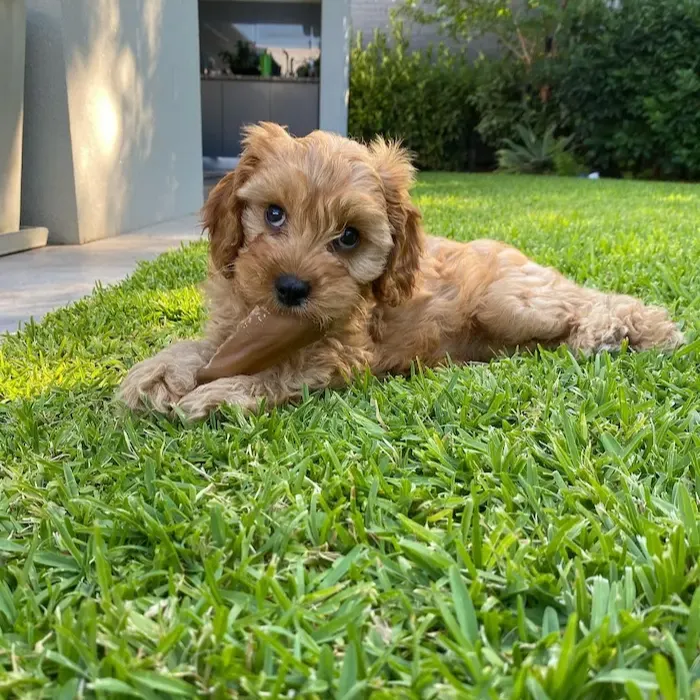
[0,214,204,335]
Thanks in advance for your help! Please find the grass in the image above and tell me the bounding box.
[1,173,699,699]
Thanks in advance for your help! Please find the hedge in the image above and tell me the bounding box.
[348,24,480,172]
[348,2,700,180]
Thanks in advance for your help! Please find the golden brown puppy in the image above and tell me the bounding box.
[119,122,684,419]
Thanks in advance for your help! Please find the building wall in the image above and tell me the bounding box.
[0,0,25,234]
[350,0,435,49]
[350,0,499,58]
[319,0,350,135]
[22,0,203,245]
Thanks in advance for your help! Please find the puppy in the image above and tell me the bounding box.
[119,122,684,420]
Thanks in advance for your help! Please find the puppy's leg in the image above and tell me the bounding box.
[568,292,684,353]
[475,258,580,349]
[174,375,270,420]
[176,371,325,421]
[475,254,683,354]
[175,349,354,421]
[119,340,216,413]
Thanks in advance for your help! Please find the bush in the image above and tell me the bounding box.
[469,57,563,150]
[557,0,700,179]
[497,123,573,174]
[552,149,588,178]
[348,23,480,171]
[350,1,700,179]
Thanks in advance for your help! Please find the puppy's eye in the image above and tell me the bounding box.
[333,226,360,252]
[265,204,286,228]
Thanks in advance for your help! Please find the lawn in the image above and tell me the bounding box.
[1,174,699,699]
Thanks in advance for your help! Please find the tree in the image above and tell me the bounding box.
[396,1,597,73]
[395,1,596,145]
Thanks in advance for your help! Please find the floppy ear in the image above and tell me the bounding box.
[370,139,424,307]
[202,122,290,277]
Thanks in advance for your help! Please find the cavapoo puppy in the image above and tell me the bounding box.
[119,122,683,420]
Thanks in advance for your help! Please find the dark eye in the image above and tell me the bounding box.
[265,204,286,228]
[333,226,360,251]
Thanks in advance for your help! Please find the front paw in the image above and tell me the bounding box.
[119,357,198,414]
[176,379,259,421]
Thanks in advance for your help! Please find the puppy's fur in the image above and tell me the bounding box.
[119,123,684,420]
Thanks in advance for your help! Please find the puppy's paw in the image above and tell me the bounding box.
[664,326,686,350]
[176,379,260,422]
[119,357,198,414]
[570,301,685,354]
[573,323,629,355]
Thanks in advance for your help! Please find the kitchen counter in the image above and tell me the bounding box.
[201,74,319,84]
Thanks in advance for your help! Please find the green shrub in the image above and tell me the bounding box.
[469,57,565,150]
[351,1,700,179]
[497,123,573,174]
[469,59,533,148]
[552,149,588,178]
[348,23,479,171]
[557,0,700,179]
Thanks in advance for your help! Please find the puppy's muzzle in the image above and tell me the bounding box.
[275,274,311,307]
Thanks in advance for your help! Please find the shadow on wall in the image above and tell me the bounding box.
[23,0,203,245]
[0,88,23,234]
[0,0,24,234]
[66,0,162,243]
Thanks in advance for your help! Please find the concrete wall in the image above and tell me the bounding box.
[0,0,26,234]
[22,0,204,245]
[319,0,350,135]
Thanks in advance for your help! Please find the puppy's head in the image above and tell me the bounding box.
[202,122,423,327]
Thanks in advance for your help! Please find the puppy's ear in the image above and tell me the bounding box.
[202,122,290,277]
[370,139,424,307]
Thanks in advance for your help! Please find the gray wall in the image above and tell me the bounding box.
[319,0,349,135]
[350,0,499,58]
[22,0,204,245]
[0,0,26,234]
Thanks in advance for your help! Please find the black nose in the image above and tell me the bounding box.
[275,274,311,307]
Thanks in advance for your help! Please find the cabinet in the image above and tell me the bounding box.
[201,77,320,157]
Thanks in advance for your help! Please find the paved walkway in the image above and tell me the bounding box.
[0,214,204,335]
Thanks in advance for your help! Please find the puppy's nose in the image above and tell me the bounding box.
[275,274,311,307]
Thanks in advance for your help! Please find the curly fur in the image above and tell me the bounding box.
[119,123,684,420]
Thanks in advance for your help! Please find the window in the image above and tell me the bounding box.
[199,1,321,79]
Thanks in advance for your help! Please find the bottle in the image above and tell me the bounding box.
[259,51,272,77]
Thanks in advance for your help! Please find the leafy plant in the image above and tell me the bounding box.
[552,149,588,177]
[469,56,567,149]
[497,123,572,174]
[555,0,700,178]
[219,41,260,76]
[219,41,282,77]
[397,0,580,67]
[399,0,700,181]
[359,0,700,179]
[295,56,320,78]
[395,0,595,153]
[349,22,480,171]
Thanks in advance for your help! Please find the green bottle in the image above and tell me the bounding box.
[259,51,272,77]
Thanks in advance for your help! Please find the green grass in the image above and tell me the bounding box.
[1,174,700,699]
